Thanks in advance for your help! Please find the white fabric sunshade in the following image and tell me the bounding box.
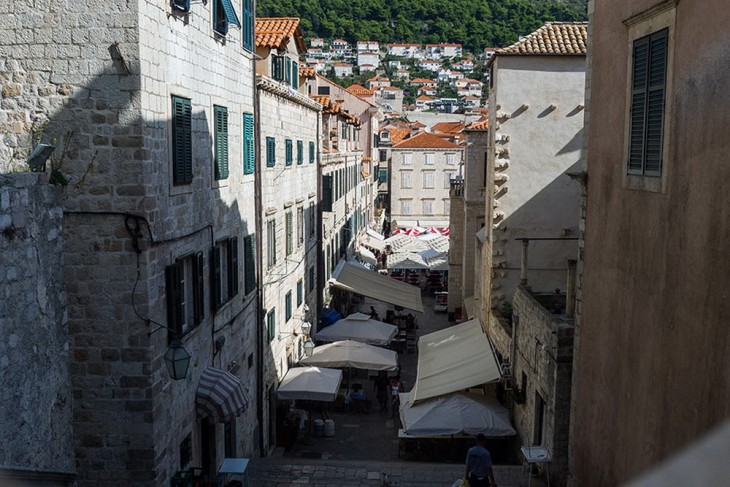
[410,319,501,405]
[366,229,385,240]
[299,340,398,371]
[357,247,378,266]
[399,392,516,437]
[330,262,424,312]
[315,314,398,346]
[387,251,429,270]
[277,367,343,402]
[361,234,386,252]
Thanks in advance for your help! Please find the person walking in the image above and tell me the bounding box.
[464,434,496,487]
[373,371,389,412]
[389,376,404,419]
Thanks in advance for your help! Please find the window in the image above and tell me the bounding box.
[243,113,254,175]
[292,61,299,89]
[243,234,256,295]
[285,57,292,85]
[266,137,276,167]
[172,0,191,12]
[403,153,412,165]
[213,105,229,180]
[297,140,303,165]
[423,171,434,189]
[211,236,238,311]
[317,86,330,95]
[379,169,388,183]
[267,219,276,268]
[309,141,315,164]
[165,252,204,342]
[400,171,412,189]
[446,153,456,165]
[444,172,455,188]
[171,95,192,186]
[423,200,434,215]
[285,291,292,322]
[401,200,412,215]
[379,150,387,162]
[308,203,315,238]
[309,266,315,292]
[341,122,347,139]
[241,0,254,51]
[267,309,276,342]
[297,206,304,247]
[224,420,236,458]
[296,279,303,307]
[322,174,333,212]
[285,212,293,256]
[628,29,668,177]
[271,55,284,81]
[444,199,451,214]
[213,0,240,36]
[285,139,293,166]
[425,153,434,165]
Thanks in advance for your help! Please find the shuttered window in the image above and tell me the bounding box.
[272,55,284,81]
[214,105,229,180]
[309,141,315,164]
[285,57,292,85]
[285,211,293,256]
[297,140,303,165]
[296,206,304,247]
[285,139,293,166]
[285,291,292,322]
[628,29,668,177]
[241,0,254,51]
[243,234,256,295]
[292,61,299,89]
[213,0,240,36]
[267,309,276,342]
[267,219,277,268]
[172,96,193,186]
[166,252,204,343]
[322,174,333,212]
[211,236,238,312]
[266,137,276,167]
[296,279,303,307]
[243,113,254,175]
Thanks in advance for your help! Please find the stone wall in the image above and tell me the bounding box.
[0,173,74,482]
[447,180,464,318]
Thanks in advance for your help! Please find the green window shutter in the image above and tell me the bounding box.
[243,113,254,174]
[309,266,315,292]
[244,234,256,294]
[211,245,222,311]
[172,0,191,12]
[285,57,291,85]
[285,212,293,255]
[309,141,315,164]
[292,61,299,89]
[172,96,192,186]
[165,261,184,342]
[266,137,276,167]
[273,56,284,81]
[193,252,205,325]
[214,105,229,180]
[242,0,253,51]
[322,174,333,212]
[297,140,303,165]
[220,0,240,27]
[228,236,239,298]
[285,291,292,321]
[285,139,293,166]
[267,309,276,342]
[296,279,303,307]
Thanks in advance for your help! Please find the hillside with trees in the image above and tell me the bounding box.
[257,0,587,53]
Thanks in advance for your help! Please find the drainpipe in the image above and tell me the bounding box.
[566,259,577,318]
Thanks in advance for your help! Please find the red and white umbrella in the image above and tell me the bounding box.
[426,226,442,235]
[440,227,450,236]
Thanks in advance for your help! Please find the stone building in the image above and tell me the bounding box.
[389,132,463,229]
[570,1,730,485]
[1,0,258,485]
[254,17,321,452]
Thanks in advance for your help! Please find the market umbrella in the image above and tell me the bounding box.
[277,366,343,402]
[300,340,398,371]
[399,392,516,437]
[315,313,398,346]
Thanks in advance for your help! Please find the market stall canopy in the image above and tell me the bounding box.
[315,314,398,346]
[330,262,424,312]
[399,392,516,437]
[361,235,386,252]
[357,246,378,266]
[196,367,249,422]
[387,252,429,270]
[277,366,343,402]
[300,339,398,371]
[366,229,385,240]
[410,319,501,405]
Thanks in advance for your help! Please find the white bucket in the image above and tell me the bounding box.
[323,419,335,437]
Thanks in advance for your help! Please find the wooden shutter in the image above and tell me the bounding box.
[292,61,299,89]
[214,106,229,180]
[297,279,303,306]
[193,252,205,325]
[285,291,292,321]
[165,262,184,342]
[309,141,315,164]
[244,234,256,295]
[243,113,254,174]
[285,139,293,166]
[322,174,333,212]
[228,236,239,298]
[266,137,276,167]
[242,0,254,51]
[273,56,284,81]
[211,245,221,311]
[220,0,240,27]
[285,57,291,85]
[285,212,293,255]
[267,310,275,342]
[172,96,192,185]
[172,0,191,12]
[297,140,303,165]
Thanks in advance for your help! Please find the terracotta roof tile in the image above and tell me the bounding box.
[497,22,587,56]
[255,18,305,52]
[467,118,489,130]
[393,132,462,149]
[346,84,374,96]
[387,127,411,145]
[431,121,465,135]
[299,65,316,79]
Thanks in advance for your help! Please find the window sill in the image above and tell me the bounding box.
[623,173,665,194]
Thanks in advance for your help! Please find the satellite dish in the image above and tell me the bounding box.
[26,144,56,172]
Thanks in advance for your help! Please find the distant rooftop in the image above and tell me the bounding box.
[496,22,588,56]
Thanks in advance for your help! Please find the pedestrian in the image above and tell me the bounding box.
[389,375,404,418]
[369,305,379,320]
[373,371,389,412]
[464,434,496,487]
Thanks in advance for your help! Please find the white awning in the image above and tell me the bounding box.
[410,319,501,404]
[357,247,377,266]
[362,234,386,252]
[387,252,429,270]
[330,262,424,312]
[366,229,385,240]
[419,220,449,227]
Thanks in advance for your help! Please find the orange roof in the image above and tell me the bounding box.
[347,84,374,96]
[411,78,435,84]
[299,65,315,79]
[393,132,462,149]
[467,118,489,130]
[387,127,411,145]
[255,18,306,52]
[431,121,465,135]
[411,121,426,127]
[310,95,361,125]
[415,95,433,101]
[496,22,587,56]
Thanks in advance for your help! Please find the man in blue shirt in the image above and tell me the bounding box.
[465,434,496,487]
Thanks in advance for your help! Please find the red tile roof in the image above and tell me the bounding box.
[347,84,374,96]
[496,22,588,56]
[431,121,465,135]
[387,127,412,145]
[299,65,315,79]
[467,118,489,130]
[255,18,306,52]
[393,132,462,149]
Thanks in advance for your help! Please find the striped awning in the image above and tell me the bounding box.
[196,367,249,423]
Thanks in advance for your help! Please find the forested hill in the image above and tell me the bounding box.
[257,0,587,53]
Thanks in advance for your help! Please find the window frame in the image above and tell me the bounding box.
[296,140,304,165]
[266,136,276,167]
[285,290,292,322]
[267,219,277,268]
[243,234,256,295]
[171,95,193,186]
[213,105,229,180]
[400,170,412,189]
[243,112,254,175]
[166,252,204,343]
[213,0,241,37]
[423,171,434,189]
[401,199,412,215]
[285,211,293,256]
[241,0,254,51]
[267,309,276,342]
[210,236,238,312]
[285,138,293,166]
[309,141,315,164]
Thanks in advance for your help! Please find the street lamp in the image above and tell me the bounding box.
[300,321,312,337]
[303,338,315,357]
[164,342,191,380]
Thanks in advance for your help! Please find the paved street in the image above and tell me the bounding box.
[249,292,547,486]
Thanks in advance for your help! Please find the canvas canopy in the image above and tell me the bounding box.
[277,367,342,402]
[410,319,501,405]
[299,340,398,371]
[361,234,385,252]
[357,246,378,266]
[315,314,398,346]
[399,392,516,437]
[330,262,424,312]
[387,252,429,270]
